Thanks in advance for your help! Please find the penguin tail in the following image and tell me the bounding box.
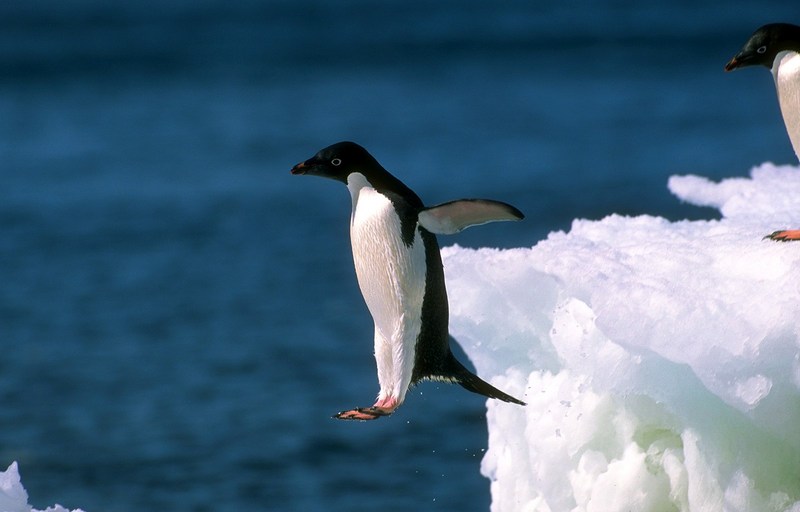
[445,354,526,406]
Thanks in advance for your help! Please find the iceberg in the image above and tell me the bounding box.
[444,163,800,512]
[0,463,84,512]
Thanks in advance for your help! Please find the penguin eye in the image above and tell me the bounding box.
[331,158,342,166]
[757,45,767,54]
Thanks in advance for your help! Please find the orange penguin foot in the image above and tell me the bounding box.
[333,396,399,421]
[765,229,800,242]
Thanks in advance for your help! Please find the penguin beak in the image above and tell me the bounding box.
[290,160,311,175]
[291,157,336,180]
[290,156,344,182]
[724,51,753,72]
[724,56,742,72]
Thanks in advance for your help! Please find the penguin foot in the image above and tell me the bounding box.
[333,406,394,421]
[765,229,800,242]
[333,396,399,421]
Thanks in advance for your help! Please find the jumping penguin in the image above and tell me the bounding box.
[291,141,526,420]
[725,23,800,241]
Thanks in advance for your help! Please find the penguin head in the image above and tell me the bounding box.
[291,141,381,184]
[292,141,425,209]
[725,23,800,72]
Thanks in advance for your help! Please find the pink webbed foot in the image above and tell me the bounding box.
[765,229,800,242]
[334,407,393,421]
[333,396,399,421]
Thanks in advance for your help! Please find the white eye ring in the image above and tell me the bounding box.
[757,45,767,54]
[331,158,342,166]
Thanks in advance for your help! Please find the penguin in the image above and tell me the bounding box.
[291,141,526,420]
[725,23,800,241]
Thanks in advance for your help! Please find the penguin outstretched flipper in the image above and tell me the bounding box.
[442,353,526,406]
[418,199,524,235]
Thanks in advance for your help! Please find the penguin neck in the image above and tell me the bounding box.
[346,172,373,218]
[771,50,800,81]
[771,50,800,161]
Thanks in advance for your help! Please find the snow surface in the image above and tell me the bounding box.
[0,462,84,512]
[445,162,800,512]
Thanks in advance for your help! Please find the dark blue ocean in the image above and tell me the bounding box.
[1,1,796,510]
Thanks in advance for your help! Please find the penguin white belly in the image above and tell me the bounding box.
[349,185,427,402]
[773,51,800,161]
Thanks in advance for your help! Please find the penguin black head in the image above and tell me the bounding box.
[725,23,800,72]
[291,142,423,206]
[290,141,382,184]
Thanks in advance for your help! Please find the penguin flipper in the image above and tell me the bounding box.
[444,354,526,406]
[418,199,524,235]
[765,229,800,241]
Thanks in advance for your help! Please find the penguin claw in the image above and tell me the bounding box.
[333,406,394,421]
[765,229,800,242]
